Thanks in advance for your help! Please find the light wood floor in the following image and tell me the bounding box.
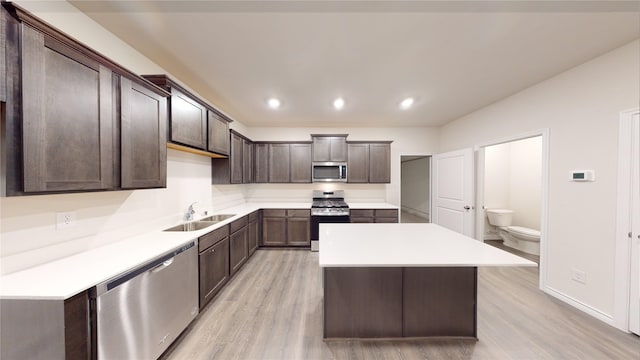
[400,211,429,223]
[164,250,639,360]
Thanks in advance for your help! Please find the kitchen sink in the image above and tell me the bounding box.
[163,221,217,232]
[199,214,235,222]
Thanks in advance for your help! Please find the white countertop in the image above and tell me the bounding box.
[0,201,396,300]
[348,203,399,209]
[318,223,537,267]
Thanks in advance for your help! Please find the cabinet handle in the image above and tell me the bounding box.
[210,248,215,253]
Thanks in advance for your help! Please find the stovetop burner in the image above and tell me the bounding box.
[311,190,349,216]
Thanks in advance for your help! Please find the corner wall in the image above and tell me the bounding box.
[439,39,640,324]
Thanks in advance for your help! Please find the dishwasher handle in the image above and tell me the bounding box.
[94,241,195,295]
[151,258,174,273]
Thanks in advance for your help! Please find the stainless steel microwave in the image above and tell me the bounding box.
[312,162,347,182]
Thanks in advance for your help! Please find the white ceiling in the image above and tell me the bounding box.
[69,1,640,127]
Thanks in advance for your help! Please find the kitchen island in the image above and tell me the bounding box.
[318,223,537,339]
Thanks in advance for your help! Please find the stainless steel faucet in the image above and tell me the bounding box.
[185,202,198,221]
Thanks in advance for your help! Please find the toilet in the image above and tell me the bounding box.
[485,209,540,256]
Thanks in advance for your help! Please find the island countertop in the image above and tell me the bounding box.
[318,223,537,267]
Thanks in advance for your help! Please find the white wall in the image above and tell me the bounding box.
[401,157,430,218]
[439,40,640,322]
[484,137,542,238]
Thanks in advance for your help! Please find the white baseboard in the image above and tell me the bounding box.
[543,286,618,329]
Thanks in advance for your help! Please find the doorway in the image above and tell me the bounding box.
[400,156,430,223]
[481,136,543,265]
[476,129,550,289]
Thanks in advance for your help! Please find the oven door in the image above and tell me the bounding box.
[310,214,350,251]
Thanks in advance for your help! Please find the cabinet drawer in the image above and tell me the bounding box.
[350,217,374,223]
[263,209,286,217]
[375,209,398,218]
[199,226,229,251]
[230,215,249,233]
[351,209,374,217]
[287,209,310,217]
[375,217,398,223]
[249,210,259,222]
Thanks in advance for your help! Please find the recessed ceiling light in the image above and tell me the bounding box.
[267,98,281,109]
[333,97,345,110]
[400,97,414,109]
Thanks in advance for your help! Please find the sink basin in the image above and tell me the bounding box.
[163,221,217,232]
[199,214,235,222]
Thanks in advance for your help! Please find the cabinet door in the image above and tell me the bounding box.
[230,226,248,276]
[290,143,311,183]
[243,139,253,184]
[347,144,369,183]
[22,28,113,192]
[330,137,348,162]
[262,216,287,246]
[0,8,6,102]
[268,143,290,183]
[287,217,310,246]
[312,137,331,162]
[230,132,243,184]
[248,218,259,256]
[254,143,269,183]
[369,143,391,183]
[120,77,167,189]
[169,89,206,149]
[199,237,229,309]
[207,110,229,155]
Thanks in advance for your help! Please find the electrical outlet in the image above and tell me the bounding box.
[571,268,587,284]
[56,212,76,230]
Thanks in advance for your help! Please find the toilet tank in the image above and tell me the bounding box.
[486,209,513,227]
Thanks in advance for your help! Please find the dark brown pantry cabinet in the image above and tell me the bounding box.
[1,3,170,196]
[198,226,230,309]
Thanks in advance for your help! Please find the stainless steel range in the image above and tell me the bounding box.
[311,190,350,251]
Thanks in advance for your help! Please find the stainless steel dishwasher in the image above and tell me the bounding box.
[94,241,198,360]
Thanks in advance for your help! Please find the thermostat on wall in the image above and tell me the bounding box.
[570,170,594,182]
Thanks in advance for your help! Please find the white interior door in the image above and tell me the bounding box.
[431,148,475,237]
[630,112,640,335]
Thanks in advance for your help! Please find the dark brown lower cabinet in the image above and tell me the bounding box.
[323,267,477,339]
[350,209,398,223]
[230,224,249,276]
[199,237,229,309]
[262,210,287,246]
[262,209,310,247]
[0,290,91,360]
[248,211,260,256]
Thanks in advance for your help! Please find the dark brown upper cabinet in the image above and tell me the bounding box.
[208,110,229,155]
[254,143,269,183]
[268,143,291,183]
[347,141,392,184]
[290,143,312,183]
[1,7,7,102]
[120,77,167,189]
[1,3,170,196]
[143,74,231,157]
[253,141,312,183]
[212,130,251,184]
[312,135,348,162]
